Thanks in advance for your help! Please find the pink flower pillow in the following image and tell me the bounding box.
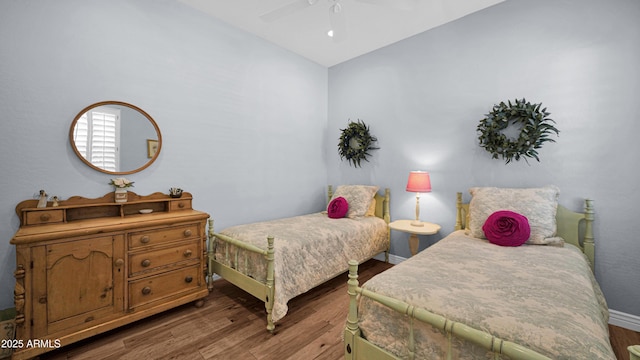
[327,197,349,219]
[482,210,530,247]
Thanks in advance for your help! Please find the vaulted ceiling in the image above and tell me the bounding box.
[178,0,506,67]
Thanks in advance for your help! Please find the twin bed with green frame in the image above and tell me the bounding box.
[207,185,390,331]
[344,187,632,360]
[204,184,640,358]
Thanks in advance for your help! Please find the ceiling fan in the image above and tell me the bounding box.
[259,0,417,42]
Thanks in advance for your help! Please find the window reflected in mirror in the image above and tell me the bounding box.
[72,106,120,172]
[69,101,162,175]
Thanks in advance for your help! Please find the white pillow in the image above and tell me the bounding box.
[330,185,379,218]
[468,186,560,244]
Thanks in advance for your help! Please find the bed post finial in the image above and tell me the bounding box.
[207,218,215,292]
[584,199,595,272]
[384,188,391,223]
[265,235,276,332]
[344,260,360,359]
[455,192,463,231]
[346,260,360,331]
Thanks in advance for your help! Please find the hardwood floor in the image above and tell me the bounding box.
[611,324,640,360]
[39,259,638,360]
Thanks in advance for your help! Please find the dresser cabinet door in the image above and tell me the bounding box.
[33,235,125,336]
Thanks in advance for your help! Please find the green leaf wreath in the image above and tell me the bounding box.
[477,98,559,164]
[338,119,379,167]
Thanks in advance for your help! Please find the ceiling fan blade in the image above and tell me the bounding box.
[259,0,319,22]
[354,0,417,11]
[329,3,347,42]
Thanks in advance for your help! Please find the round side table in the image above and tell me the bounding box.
[389,219,441,256]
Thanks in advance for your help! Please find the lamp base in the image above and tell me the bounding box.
[410,220,424,227]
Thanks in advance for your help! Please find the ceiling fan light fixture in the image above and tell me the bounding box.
[327,29,334,37]
[328,0,347,42]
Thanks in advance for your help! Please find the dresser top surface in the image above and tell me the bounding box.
[12,191,209,244]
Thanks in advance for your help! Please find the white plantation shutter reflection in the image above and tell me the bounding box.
[72,107,120,172]
[90,111,118,171]
[73,113,89,158]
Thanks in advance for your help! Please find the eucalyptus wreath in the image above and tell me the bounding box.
[338,119,379,167]
[477,98,559,164]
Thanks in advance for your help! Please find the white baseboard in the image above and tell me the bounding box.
[609,309,640,332]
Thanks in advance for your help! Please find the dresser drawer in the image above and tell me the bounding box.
[129,240,200,276]
[24,210,65,225]
[128,224,199,249]
[169,199,191,211]
[128,265,201,309]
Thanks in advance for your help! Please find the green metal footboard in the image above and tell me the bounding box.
[207,218,276,332]
[345,260,552,360]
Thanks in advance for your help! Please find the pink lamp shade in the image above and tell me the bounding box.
[406,171,431,193]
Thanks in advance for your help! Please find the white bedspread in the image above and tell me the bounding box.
[214,212,388,323]
[358,230,614,359]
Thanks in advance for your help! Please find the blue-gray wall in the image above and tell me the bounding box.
[1,0,638,325]
[328,0,640,319]
[0,0,328,310]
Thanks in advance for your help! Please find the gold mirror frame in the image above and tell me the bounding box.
[69,101,162,175]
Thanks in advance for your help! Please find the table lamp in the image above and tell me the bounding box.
[406,171,431,227]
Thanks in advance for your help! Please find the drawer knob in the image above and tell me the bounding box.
[183,249,192,258]
[140,236,150,244]
[141,287,152,295]
[183,229,192,237]
[141,259,151,267]
[185,276,193,283]
[40,213,51,221]
[114,258,124,267]
[178,203,185,208]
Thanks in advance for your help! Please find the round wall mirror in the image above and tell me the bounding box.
[69,101,162,175]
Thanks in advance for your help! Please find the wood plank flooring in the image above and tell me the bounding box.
[39,259,639,360]
[611,324,640,360]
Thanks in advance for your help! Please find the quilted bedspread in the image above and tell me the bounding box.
[214,212,388,323]
[358,230,615,359]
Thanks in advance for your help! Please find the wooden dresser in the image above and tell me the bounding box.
[10,191,209,360]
